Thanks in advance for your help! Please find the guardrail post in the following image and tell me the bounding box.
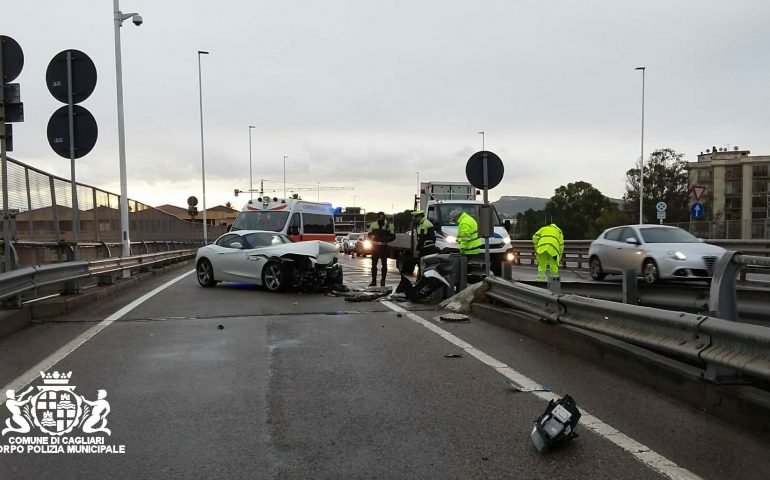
[547,276,561,294]
[502,261,512,280]
[449,255,467,293]
[622,269,638,304]
[708,251,739,321]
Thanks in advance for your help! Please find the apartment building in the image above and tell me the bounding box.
[688,147,770,239]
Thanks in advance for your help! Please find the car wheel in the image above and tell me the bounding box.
[642,259,659,284]
[262,261,287,292]
[589,256,605,281]
[196,259,217,287]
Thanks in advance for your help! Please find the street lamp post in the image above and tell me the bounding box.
[248,126,255,201]
[112,0,142,273]
[197,50,209,243]
[283,155,287,198]
[635,66,646,224]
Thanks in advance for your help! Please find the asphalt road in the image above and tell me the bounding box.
[0,254,768,479]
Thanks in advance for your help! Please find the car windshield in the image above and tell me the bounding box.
[640,228,700,244]
[437,204,502,226]
[242,232,287,248]
[231,211,289,232]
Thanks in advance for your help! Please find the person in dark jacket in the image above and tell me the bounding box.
[368,212,395,286]
[412,210,438,258]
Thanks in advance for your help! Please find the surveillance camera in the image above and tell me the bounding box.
[132,14,143,26]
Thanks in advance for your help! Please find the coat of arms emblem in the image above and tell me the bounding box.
[2,371,111,437]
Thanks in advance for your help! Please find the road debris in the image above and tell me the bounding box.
[217,325,224,330]
[439,281,489,313]
[438,313,470,323]
[443,353,464,358]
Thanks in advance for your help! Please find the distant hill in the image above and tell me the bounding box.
[493,195,625,217]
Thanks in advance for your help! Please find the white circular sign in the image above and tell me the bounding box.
[655,201,667,212]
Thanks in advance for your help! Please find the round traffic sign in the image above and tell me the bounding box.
[46,50,97,104]
[47,105,98,159]
[0,35,24,83]
[465,151,504,190]
[187,196,199,207]
[690,202,705,219]
[655,201,667,212]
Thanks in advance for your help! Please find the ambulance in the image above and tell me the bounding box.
[231,196,336,243]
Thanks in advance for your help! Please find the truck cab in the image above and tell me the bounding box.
[425,200,512,259]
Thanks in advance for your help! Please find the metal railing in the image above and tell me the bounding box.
[507,239,770,269]
[0,156,227,271]
[485,276,770,384]
[0,247,195,307]
[485,252,770,384]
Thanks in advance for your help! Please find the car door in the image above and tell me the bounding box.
[614,227,644,272]
[287,212,302,242]
[214,234,250,281]
[596,227,624,273]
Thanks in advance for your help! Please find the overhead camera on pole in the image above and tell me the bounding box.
[113,0,143,275]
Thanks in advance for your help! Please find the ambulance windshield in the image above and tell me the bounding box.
[231,211,289,232]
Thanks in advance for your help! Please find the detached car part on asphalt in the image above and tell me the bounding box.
[588,225,726,284]
[195,230,342,292]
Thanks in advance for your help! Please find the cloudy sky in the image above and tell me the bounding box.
[4,1,770,213]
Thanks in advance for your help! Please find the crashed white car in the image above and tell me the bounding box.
[195,230,342,292]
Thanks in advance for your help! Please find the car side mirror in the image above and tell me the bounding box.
[287,226,299,236]
[625,237,639,245]
[504,219,512,232]
[230,241,243,249]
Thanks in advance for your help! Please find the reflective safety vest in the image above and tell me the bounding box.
[532,224,564,259]
[457,212,482,255]
[416,217,437,253]
[368,220,395,245]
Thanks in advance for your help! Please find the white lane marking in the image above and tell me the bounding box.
[380,300,703,480]
[2,269,194,393]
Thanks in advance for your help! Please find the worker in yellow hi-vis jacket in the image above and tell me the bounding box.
[532,224,564,281]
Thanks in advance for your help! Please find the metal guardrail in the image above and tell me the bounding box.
[0,248,195,306]
[1,239,200,272]
[508,239,770,269]
[485,275,770,384]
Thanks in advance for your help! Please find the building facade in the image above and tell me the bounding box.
[687,147,770,239]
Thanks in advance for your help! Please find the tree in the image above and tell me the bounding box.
[514,208,546,239]
[624,148,690,224]
[544,181,615,239]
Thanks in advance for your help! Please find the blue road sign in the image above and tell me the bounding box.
[690,202,705,219]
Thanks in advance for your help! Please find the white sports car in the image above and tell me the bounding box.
[195,230,342,291]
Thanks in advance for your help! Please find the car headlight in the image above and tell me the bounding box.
[667,250,687,261]
[363,239,372,249]
[444,235,457,244]
[502,235,511,245]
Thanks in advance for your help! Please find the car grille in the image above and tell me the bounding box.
[703,256,717,274]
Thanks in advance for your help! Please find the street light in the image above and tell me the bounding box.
[248,126,255,201]
[112,0,142,268]
[635,66,646,224]
[283,155,288,198]
[198,50,209,243]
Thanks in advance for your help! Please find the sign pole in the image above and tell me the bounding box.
[0,46,9,272]
[482,151,490,277]
[66,51,79,261]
